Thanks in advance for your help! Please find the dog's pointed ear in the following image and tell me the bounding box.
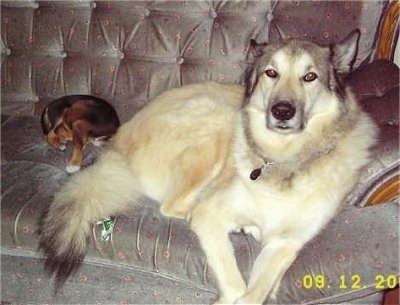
[331,29,360,73]
[249,39,267,58]
[244,39,267,98]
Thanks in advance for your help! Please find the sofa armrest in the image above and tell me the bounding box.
[345,60,399,207]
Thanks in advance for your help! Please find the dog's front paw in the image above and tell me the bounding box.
[66,165,81,173]
[58,144,66,151]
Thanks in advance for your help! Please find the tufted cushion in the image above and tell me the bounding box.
[347,59,400,121]
[268,1,387,67]
[1,0,271,121]
[1,0,389,122]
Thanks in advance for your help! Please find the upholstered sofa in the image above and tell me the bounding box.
[1,1,399,304]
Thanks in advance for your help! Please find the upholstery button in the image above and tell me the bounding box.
[376,89,384,97]
[267,13,274,21]
[209,9,217,19]
[119,51,125,59]
[176,56,184,64]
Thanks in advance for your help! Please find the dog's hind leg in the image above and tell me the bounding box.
[190,204,246,305]
[235,238,299,304]
[38,149,142,290]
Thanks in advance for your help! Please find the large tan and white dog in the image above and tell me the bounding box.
[39,30,377,304]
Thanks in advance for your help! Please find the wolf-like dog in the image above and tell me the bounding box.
[39,29,377,304]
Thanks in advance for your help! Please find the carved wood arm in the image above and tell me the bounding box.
[375,1,399,61]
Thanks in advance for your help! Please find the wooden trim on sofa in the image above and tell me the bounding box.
[366,176,400,206]
[375,1,399,61]
[382,287,400,305]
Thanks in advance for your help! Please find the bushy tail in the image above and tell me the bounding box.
[38,149,141,289]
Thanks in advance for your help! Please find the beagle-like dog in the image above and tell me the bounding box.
[41,95,120,173]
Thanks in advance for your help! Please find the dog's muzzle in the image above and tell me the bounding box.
[267,100,303,133]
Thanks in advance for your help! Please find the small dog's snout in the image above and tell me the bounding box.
[271,102,296,121]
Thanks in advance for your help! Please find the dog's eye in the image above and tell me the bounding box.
[303,72,318,82]
[265,69,278,78]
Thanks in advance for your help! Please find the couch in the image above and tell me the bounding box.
[1,1,399,304]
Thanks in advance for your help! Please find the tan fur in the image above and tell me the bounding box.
[40,35,377,304]
[113,82,244,218]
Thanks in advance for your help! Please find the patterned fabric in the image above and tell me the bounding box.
[1,0,388,121]
[269,1,386,66]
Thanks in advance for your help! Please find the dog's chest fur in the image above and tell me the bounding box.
[229,154,345,242]
[228,108,372,240]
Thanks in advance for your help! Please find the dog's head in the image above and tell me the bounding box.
[244,30,360,134]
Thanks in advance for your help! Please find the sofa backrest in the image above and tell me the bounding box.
[1,0,390,122]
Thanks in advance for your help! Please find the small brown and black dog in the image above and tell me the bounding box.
[41,95,120,173]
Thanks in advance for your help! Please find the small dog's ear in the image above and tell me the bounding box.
[331,29,360,74]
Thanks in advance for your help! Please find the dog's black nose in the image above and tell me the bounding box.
[271,102,296,120]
